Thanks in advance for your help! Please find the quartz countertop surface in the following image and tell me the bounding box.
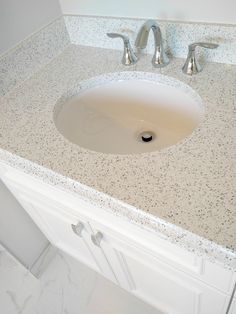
[0,44,235,270]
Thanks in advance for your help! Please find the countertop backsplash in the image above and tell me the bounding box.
[1,15,236,97]
[64,15,236,65]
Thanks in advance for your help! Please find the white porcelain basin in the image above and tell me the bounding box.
[54,72,204,154]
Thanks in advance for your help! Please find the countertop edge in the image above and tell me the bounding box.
[0,148,235,272]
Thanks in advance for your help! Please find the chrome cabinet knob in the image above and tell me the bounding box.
[107,33,138,66]
[182,42,219,75]
[71,222,84,237]
[91,231,103,247]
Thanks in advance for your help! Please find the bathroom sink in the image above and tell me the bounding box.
[54,72,204,154]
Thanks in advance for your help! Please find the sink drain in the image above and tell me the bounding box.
[139,131,155,143]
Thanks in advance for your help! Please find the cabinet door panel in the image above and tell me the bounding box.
[88,221,229,314]
[19,196,99,271]
[16,195,117,284]
[123,252,228,314]
[89,224,135,291]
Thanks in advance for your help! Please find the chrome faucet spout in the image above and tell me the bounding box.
[135,19,169,68]
[135,20,160,48]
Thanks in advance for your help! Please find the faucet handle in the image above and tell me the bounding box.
[107,33,138,66]
[189,42,219,51]
[182,42,219,75]
[107,32,129,42]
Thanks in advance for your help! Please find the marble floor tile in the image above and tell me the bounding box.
[0,247,157,314]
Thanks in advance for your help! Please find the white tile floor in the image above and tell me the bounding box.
[0,245,158,314]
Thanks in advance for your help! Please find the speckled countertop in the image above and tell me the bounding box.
[0,44,236,270]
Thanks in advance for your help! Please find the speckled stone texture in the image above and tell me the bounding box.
[0,17,70,97]
[64,15,236,65]
[0,42,235,271]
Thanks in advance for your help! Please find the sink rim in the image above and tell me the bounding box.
[53,71,205,156]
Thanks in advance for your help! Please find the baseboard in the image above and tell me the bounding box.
[30,243,58,278]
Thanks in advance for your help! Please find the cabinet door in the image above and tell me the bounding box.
[122,251,229,314]
[15,194,118,284]
[1,173,120,286]
[89,222,229,314]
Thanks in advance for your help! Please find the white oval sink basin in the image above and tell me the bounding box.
[54,72,204,154]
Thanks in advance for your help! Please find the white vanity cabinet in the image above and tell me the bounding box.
[1,166,235,314]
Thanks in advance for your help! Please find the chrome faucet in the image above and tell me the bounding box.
[107,33,138,66]
[135,19,169,68]
[182,42,219,75]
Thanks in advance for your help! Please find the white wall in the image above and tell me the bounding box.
[59,0,236,24]
[0,0,62,55]
[0,179,49,269]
